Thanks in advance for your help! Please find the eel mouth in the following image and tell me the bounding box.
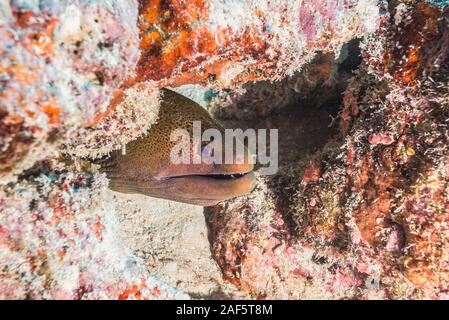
[161,172,251,181]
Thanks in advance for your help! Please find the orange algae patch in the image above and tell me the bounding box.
[118,285,142,300]
[383,3,441,86]
[94,216,105,240]
[301,162,322,184]
[42,101,61,125]
[137,0,213,82]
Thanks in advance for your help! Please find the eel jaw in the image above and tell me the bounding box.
[107,169,256,207]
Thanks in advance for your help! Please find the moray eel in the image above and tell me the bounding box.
[97,89,256,206]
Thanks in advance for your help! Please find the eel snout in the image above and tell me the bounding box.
[97,89,256,206]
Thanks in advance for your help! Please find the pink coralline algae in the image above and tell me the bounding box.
[368,134,395,146]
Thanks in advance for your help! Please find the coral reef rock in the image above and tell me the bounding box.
[0,0,379,300]
[137,0,379,88]
[207,2,449,299]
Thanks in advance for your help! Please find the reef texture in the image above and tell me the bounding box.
[1,0,378,173]
[3,0,449,300]
[207,2,449,299]
[0,1,184,299]
[136,0,378,88]
[0,0,141,178]
[209,50,354,120]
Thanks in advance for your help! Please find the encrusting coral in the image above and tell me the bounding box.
[136,0,378,88]
[0,0,140,180]
[2,0,448,300]
[207,1,449,299]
